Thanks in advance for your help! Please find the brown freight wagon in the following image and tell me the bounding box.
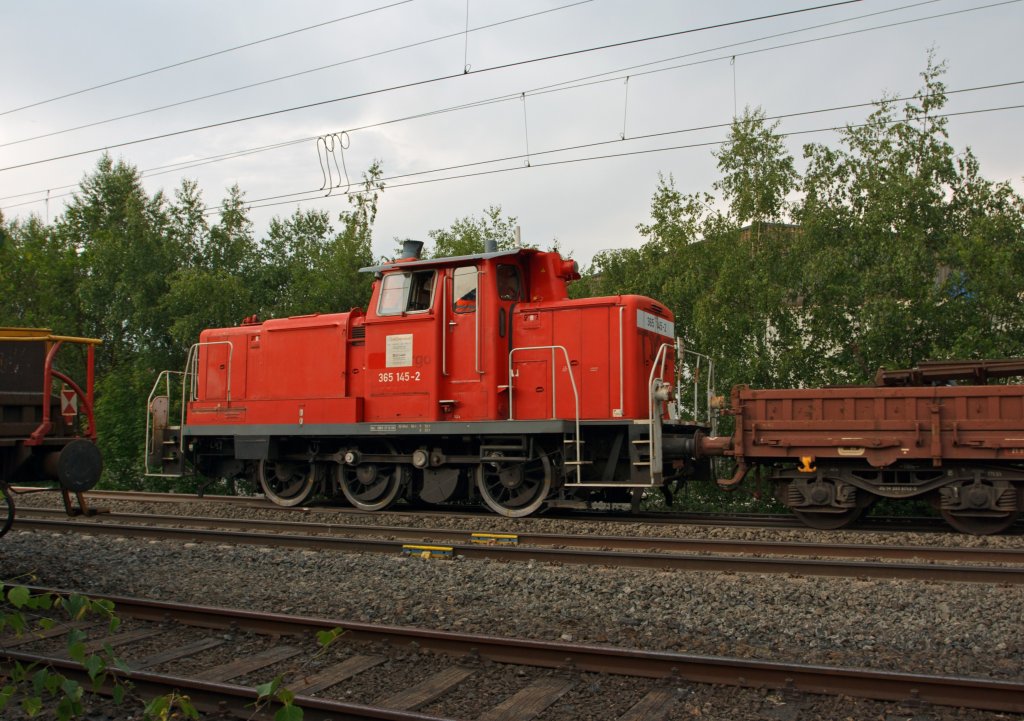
[709,360,1024,534]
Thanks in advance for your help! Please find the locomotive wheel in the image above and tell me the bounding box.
[258,459,317,507]
[1,485,13,537]
[476,449,552,518]
[340,459,404,511]
[940,509,1019,535]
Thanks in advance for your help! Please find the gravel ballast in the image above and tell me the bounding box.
[2,494,1022,720]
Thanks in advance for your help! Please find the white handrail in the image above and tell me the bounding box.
[674,342,717,431]
[507,344,582,485]
[143,369,185,477]
[646,342,676,485]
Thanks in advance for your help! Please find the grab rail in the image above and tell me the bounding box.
[674,342,717,432]
[185,341,233,402]
[645,342,677,484]
[23,337,100,446]
[144,370,185,477]
[507,345,582,485]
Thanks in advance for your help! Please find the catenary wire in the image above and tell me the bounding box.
[520,0,1020,101]
[0,138,312,204]
[5,101,1022,215]
[214,101,1024,213]
[0,0,417,117]
[0,0,1009,204]
[234,103,1024,215]
[3,78,1021,213]
[0,0,595,149]
[0,0,860,174]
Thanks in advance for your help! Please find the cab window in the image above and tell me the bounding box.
[497,265,522,301]
[377,270,436,315]
[452,266,477,314]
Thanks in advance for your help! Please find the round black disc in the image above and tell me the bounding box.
[57,439,103,493]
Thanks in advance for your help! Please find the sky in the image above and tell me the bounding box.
[1,0,1022,267]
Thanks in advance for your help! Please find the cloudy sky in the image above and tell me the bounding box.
[2,0,1022,265]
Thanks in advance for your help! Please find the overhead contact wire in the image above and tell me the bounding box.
[213,102,1024,213]
[0,0,861,173]
[2,0,1006,186]
[0,0,594,150]
[4,0,1016,203]
[0,0,418,117]
[3,82,1022,212]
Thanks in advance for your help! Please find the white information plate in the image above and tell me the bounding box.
[386,334,413,367]
[636,309,674,339]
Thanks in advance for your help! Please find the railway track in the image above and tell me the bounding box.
[38,488,1009,533]
[13,508,1024,584]
[5,585,1024,718]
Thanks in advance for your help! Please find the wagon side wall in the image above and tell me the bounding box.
[730,384,1024,467]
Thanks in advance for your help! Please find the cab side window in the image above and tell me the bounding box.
[377,270,436,315]
[452,266,477,314]
[497,265,522,301]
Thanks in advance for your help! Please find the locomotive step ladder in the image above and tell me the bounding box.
[145,370,186,477]
[562,437,592,466]
[631,436,653,467]
[629,422,655,480]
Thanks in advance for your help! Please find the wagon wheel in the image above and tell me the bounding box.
[258,459,317,507]
[936,486,1022,535]
[476,446,552,518]
[339,446,405,511]
[940,509,1019,535]
[790,486,875,531]
[1,485,13,537]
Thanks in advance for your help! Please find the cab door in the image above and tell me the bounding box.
[363,269,438,421]
[442,265,485,420]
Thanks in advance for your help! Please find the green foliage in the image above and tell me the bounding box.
[793,54,1024,378]
[576,56,1024,395]
[254,676,303,721]
[0,215,81,330]
[0,583,219,719]
[424,205,522,258]
[143,691,199,721]
[57,155,179,371]
[247,627,344,721]
[713,107,797,226]
[93,363,169,488]
[314,627,345,651]
[0,584,128,720]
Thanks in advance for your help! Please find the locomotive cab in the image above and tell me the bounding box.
[360,240,579,424]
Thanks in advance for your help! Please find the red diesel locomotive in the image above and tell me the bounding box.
[146,241,710,516]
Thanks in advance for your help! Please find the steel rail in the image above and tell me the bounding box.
[0,649,449,721]
[12,585,1024,713]
[16,507,1024,564]
[14,516,1024,584]
[35,489,991,532]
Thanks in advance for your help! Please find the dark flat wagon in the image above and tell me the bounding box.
[714,359,1024,534]
[0,328,103,536]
